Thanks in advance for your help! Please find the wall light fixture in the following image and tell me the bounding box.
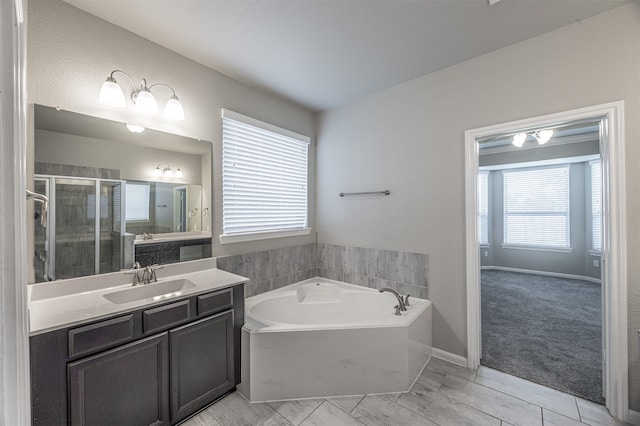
[511,129,554,147]
[99,70,185,120]
[152,165,183,178]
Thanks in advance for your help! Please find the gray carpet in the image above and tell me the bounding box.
[481,270,603,403]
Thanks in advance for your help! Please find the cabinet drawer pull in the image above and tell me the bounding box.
[143,300,191,334]
[68,314,135,358]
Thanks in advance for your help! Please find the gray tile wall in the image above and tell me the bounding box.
[35,162,120,179]
[318,243,428,299]
[216,244,318,297]
[217,243,428,299]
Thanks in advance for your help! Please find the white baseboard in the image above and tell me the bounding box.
[482,266,601,284]
[627,409,640,425]
[432,348,468,368]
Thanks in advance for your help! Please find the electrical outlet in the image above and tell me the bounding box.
[593,259,600,268]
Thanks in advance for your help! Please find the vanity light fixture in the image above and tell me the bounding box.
[99,70,185,120]
[153,164,183,178]
[511,129,554,147]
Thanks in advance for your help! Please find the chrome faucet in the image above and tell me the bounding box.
[379,288,406,314]
[125,262,143,286]
[141,265,158,284]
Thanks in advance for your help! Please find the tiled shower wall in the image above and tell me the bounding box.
[216,243,428,299]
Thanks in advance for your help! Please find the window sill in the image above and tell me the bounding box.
[219,228,311,244]
[501,244,573,254]
[589,250,602,256]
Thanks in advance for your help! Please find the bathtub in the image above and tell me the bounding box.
[238,277,432,402]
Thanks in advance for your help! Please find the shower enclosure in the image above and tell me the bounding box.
[34,175,126,282]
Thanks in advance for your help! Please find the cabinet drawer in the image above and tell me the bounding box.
[68,314,135,358]
[197,288,233,317]
[143,300,191,335]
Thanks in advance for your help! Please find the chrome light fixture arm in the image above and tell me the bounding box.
[100,69,185,120]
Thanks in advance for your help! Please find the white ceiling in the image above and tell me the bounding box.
[64,0,627,112]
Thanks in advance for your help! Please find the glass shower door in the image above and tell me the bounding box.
[34,175,126,282]
[99,180,124,274]
[33,178,49,282]
[53,178,97,280]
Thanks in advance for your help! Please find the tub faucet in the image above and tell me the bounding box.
[379,288,406,313]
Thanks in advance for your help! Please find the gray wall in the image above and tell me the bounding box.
[34,129,205,184]
[482,163,600,280]
[316,2,640,409]
[27,0,316,259]
[480,139,599,167]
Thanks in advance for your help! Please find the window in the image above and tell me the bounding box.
[125,182,150,221]
[503,166,570,249]
[478,171,489,245]
[221,109,310,243]
[591,160,602,252]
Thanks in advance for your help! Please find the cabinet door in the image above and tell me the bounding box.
[68,333,169,426]
[170,310,234,423]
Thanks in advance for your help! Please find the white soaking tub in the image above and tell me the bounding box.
[238,277,432,402]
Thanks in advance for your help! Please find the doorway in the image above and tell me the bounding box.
[464,102,628,420]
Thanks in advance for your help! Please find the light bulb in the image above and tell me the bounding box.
[174,168,183,178]
[99,77,126,107]
[163,167,173,177]
[512,133,527,148]
[165,95,185,120]
[125,124,145,133]
[536,129,554,145]
[153,166,162,177]
[135,89,158,115]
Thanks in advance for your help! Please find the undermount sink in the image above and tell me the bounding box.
[103,279,197,304]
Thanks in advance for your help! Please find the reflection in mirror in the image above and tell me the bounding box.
[124,181,202,234]
[31,105,212,283]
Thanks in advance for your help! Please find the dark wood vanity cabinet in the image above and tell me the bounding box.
[68,334,170,426]
[170,311,234,423]
[30,283,244,426]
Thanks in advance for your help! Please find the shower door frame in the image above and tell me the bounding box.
[35,175,126,281]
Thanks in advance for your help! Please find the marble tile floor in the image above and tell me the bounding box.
[182,357,630,426]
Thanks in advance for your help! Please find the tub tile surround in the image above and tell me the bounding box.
[183,358,629,426]
[319,243,428,300]
[216,243,428,299]
[216,244,317,298]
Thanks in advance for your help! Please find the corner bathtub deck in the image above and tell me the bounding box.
[238,278,432,402]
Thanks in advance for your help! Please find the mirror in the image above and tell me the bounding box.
[124,181,202,234]
[31,105,213,283]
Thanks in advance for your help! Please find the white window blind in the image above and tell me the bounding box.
[478,171,489,245]
[503,166,570,249]
[125,183,150,222]
[221,109,309,239]
[591,160,602,252]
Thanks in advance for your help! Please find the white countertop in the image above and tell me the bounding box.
[28,261,247,335]
[134,231,212,245]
